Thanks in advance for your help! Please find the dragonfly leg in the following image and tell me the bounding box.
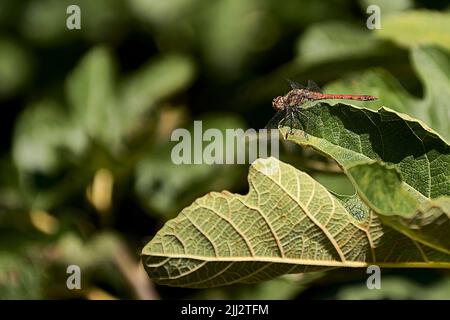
[282,112,291,139]
[287,112,296,139]
[303,113,309,139]
[295,109,310,139]
[285,116,291,139]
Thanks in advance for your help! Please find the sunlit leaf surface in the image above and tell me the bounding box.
[143,157,449,288]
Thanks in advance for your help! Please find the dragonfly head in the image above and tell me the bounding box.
[272,96,286,111]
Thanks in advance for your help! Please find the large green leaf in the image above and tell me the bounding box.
[142,158,449,288]
[118,54,196,134]
[296,22,389,67]
[199,0,265,78]
[378,196,450,255]
[284,102,450,200]
[324,46,450,141]
[66,48,196,147]
[412,46,450,141]
[376,10,450,52]
[0,36,32,97]
[12,99,87,173]
[282,102,450,253]
[66,46,121,149]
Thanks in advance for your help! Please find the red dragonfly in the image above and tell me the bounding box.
[266,79,377,136]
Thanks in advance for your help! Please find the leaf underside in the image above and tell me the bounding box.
[142,158,449,288]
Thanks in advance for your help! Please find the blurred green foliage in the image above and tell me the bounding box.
[0,0,449,299]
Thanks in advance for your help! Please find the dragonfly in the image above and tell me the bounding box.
[266,79,377,137]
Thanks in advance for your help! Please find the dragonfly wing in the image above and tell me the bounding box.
[292,105,322,133]
[290,109,307,130]
[286,79,305,90]
[307,80,322,93]
[265,110,287,129]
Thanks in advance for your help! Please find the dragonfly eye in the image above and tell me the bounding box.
[272,96,285,111]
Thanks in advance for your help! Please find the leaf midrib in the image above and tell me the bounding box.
[144,253,450,269]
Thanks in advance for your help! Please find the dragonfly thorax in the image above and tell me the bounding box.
[273,89,314,111]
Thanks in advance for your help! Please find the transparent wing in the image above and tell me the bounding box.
[290,108,308,130]
[265,110,288,129]
[306,80,322,93]
[286,79,305,90]
[291,105,322,133]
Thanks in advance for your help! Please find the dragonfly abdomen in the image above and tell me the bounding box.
[317,93,377,101]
